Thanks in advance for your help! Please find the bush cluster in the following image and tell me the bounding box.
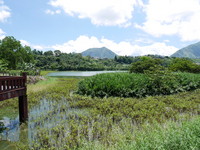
[77,72,200,98]
[169,58,200,73]
[129,56,200,74]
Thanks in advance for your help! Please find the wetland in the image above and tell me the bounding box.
[0,72,200,149]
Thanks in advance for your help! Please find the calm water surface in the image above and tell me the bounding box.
[47,71,125,77]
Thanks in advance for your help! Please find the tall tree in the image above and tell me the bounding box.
[0,36,34,69]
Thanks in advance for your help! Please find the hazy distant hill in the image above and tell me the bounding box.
[82,47,117,59]
[171,42,200,58]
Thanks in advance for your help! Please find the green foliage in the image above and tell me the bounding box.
[0,70,40,76]
[35,52,129,71]
[44,50,54,56]
[118,117,200,150]
[0,59,8,71]
[192,58,200,64]
[77,72,200,98]
[0,37,34,69]
[129,56,162,73]
[0,141,16,150]
[169,58,200,73]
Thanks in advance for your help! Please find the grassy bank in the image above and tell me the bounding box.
[40,70,58,76]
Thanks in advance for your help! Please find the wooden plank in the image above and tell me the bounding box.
[0,88,26,101]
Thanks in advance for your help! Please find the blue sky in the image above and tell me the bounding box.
[0,0,200,56]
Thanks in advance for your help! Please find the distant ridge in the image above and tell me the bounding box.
[82,47,117,59]
[171,42,200,58]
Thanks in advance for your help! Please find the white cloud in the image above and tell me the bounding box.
[51,35,178,56]
[137,0,200,41]
[20,40,45,50]
[32,45,45,50]
[0,0,11,22]
[20,36,178,56]
[134,38,154,44]
[0,28,5,39]
[20,40,30,46]
[48,0,142,26]
[130,42,178,56]
[45,9,61,15]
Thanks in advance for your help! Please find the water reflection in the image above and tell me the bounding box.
[0,117,20,141]
[0,98,85,143]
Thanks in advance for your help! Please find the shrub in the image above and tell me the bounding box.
[77,72,200,98]
[129,56,162,73]
[169,58,200,73]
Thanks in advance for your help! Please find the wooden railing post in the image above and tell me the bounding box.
[19,72,28,123]
[19,95,28,123]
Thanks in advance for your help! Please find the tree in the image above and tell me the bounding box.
[0,59,8,71]
[169,58,200,73]
[129,56,162,73]
[32,49,43,55]
[0,36,35,69]
[0,36,21,69]
[54,50,61,57]
[44,50,53,56]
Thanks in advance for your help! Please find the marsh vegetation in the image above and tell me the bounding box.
[0,72,199,149]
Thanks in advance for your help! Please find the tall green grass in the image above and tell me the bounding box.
[77,72,200,98]
[40,70,58,76]
[77,116,200,150]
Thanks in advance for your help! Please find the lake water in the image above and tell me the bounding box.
[47,71,125,77]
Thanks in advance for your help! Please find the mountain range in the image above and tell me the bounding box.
[81,47,117,59]
[171,42,200,58]
[81,41,200,59]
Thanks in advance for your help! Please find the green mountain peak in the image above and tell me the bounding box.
[82,47,117,59]
[171,42,200,58]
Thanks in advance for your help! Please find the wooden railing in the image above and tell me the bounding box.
[0,73,28,122]
[0,73,27,101]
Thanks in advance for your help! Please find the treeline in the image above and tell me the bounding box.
[1,36,200,73]
[0,36,130,72]
[130,56,200,73]
[33,50,129,71]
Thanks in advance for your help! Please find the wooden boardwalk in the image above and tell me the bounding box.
[0,73,28,122]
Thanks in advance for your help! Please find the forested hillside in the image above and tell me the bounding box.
[171,41,200,58]
[82,47,117,59]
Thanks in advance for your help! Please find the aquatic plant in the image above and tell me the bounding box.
[0,77,199,149]
[77,72,200,98]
